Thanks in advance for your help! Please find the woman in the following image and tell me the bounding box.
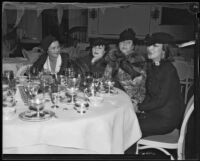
[30,35,80,76]
[137,32,185,137]
[105,28,146,103]
[76,37,110,78]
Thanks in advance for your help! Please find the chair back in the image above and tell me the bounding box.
[16,64,31,78]
[172,60,194,81]
[178,95,194,145]
[69,26,87,43]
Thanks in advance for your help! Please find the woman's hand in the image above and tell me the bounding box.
[132,75,143,85]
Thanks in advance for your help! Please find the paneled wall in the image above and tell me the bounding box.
[68,9,87,30]
[88,5,195,41]
[19,10,42,41]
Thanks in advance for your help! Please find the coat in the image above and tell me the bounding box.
[105,48,146,103]
[30,52,82,76]
[138,60,185,137]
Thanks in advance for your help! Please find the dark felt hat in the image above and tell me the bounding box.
[91,37,108,47]
[41,35,57,53]
[145,32,176,46]
[119,28,136,43]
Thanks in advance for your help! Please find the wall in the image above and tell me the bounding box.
[68,9,87,30]
[88,5,151,39]
[149,6,195,41]
[19,10,42,41]
[88,5,195,41]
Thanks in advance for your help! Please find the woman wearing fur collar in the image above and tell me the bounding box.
[30,35,72,75]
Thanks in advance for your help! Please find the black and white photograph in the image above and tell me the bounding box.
[2,1,199,160]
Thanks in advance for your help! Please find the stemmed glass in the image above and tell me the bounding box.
[50,83,60,109]
[66,77,80,104]
[4,70,14,85]
[30,97,45,117]
[104,79,115,94]
[3,78,17,107]
[28,83,40,98]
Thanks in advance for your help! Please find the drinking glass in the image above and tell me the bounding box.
[3,79,17,107]
[30,97,45,117]
[50,83,60,108]
[50,92,59,109]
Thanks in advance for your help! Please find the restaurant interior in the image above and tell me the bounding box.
[2,2,199,160]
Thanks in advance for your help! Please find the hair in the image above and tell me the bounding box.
[162,44,174,61]
[89,38,109,57]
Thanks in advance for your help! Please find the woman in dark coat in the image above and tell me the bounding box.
[137,32,185,137]
[76,37,109,77]
[30,35,81,76]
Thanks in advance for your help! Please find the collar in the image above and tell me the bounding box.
[43,54,62,74]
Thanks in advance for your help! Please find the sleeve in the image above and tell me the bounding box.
[120,58,141,78]
[138,67,177,112]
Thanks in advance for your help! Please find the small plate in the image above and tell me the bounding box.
[19,110,55,122]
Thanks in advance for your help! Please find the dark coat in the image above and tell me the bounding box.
[138,60,185,137]
[75,53,108,77]
[30,52,71,75]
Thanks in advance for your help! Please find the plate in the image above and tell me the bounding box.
[99,88,118,96]
[18,110,55,122]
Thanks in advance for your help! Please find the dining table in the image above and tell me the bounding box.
[3,83,142,154]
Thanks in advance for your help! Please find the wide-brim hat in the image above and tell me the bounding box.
[119,28,137,44]
[145,32,177,46]
[41,35,57,53]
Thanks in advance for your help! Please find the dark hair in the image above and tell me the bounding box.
[162,44,174,61]
[40,35,57,53]
[89,38,109,56]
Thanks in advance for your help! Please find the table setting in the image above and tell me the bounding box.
[3,69,142,154]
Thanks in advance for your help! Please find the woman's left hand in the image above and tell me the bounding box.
[132,75,143,85]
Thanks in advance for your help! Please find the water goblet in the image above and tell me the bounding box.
[50,92,59,109]
[50,83,60,109]
[30,97,45,117]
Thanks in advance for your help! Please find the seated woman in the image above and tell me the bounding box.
[105,28,146,104]
[30,35,81,76]
[137,32,185,137]
[76,37,109,77]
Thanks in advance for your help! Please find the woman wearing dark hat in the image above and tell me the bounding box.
[76,37,110,77]
[30,35,73,75]
[136,32,185,137]
[105,28,146,104]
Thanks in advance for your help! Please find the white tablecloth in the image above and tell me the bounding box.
[3,87,142,154]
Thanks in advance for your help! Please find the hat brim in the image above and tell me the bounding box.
[145,38,178,47]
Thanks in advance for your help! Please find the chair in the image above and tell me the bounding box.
[172,60,194,104]
[16,64,31,78]
[68,26,87,44]
[136,95,194,160]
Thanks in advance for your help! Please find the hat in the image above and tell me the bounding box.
[119,28,136,43]
[91,37,107,47]
[145,32,176,46]
[41,35,57,53]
